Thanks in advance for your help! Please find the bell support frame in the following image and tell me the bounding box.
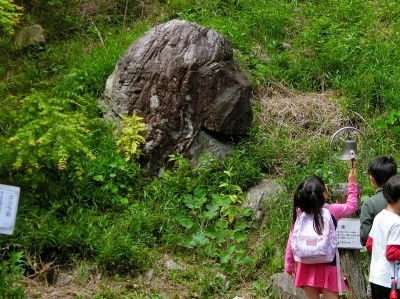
[328,126,368,196]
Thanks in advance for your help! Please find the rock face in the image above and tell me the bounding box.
[242,179,287,224]
[270,272,304,298]
[14,24,45,50]
[101,19,252,175]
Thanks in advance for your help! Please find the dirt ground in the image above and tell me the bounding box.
[21,258,255,299]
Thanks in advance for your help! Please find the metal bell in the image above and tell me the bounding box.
[336,138,361,161]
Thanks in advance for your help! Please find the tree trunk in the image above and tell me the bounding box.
[337,189,367,299]
[339,248,367,298]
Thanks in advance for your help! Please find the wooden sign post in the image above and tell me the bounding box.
[337,190,367,299]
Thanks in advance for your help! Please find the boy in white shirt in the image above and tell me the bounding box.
[367,174,400,298]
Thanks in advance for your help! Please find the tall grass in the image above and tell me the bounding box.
[168,0,400,117]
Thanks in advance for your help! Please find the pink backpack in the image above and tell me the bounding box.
[291,207,337,264]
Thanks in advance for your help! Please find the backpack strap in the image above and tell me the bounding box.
[326,208,342,295]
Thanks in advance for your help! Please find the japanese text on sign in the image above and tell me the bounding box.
[0,184,20,235]
[336,218,362,249]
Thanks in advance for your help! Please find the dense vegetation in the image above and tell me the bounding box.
[1,0,400,298]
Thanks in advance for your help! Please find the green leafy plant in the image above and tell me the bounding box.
[0,0,22,37]
[372,108,400,134]
[251,279,272,298]
[7,91,94,171]
[0,251,25,299]
[91,164,133,206]
[176,172,254,275]
[115,114,146,162]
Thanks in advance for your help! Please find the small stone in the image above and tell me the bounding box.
[144,269,154,284]
[165,259,180,270]
[55,274,73,287]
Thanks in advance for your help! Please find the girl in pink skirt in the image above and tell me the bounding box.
[284,167,358,299]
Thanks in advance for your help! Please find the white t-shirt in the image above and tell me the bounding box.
[369,209,400,288]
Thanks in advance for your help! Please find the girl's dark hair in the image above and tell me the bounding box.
[368,156,397,186]
[293,175,326,235]
[383,174,400,204]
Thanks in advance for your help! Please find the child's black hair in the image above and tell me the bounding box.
[383,174,400,204]
[368,156,397,186]
[293,175,326,235]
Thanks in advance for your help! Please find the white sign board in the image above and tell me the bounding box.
[337,218,362,249]
[0,184,20,235]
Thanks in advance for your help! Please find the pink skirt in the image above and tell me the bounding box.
[294,263,346,293]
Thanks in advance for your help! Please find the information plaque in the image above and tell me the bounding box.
[337,218,362,249]
[0,184,21,235]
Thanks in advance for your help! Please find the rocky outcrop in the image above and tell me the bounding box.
[270,272,304,298]
[242,179,287,224]
[14,24,45,50]
[100,19,252,175]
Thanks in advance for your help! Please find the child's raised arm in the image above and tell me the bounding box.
[328,167,358,220]
[348,167,357,184]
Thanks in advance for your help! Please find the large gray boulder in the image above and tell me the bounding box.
[100,19,252,175]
